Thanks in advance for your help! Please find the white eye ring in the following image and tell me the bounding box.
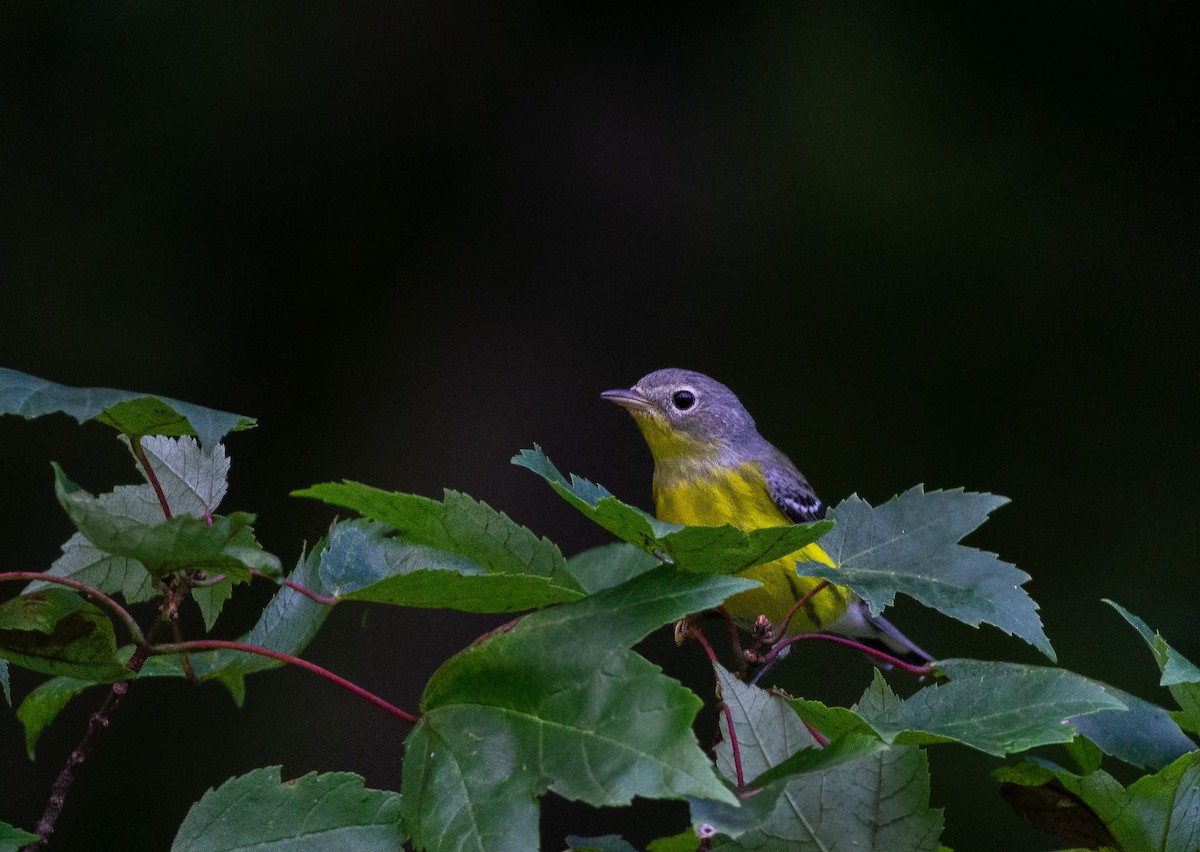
[671,388,697,411]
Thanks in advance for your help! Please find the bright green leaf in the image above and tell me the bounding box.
[401,566,751,852]
[294,480,583,598]
[172,766,403,851]
[319,520,582,612]
[645,831,702,852]
[0,367,254,449]
[1106,600,1200,732]
[0,599,131,682]
[0,819,39,851]
[806,487,1054,660]
[853,661,1125,757]
[17,675,93,759]
[513,446,832,575]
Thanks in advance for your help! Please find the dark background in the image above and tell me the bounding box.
[2,3,1197,850]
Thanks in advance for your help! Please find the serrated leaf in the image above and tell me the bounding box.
[0,820,40,851]
[513,446,833,575]
[295,480,584,600]
[1068,685,1196,771]
[401,566,751,852]
[711,663,820,783]
[54,463,277,581]
[317,519,582,612]
[1003,753,1200,852]
[192,542,337,705]
[27,531,157,604]
[0,598,131,682]
[805,487,1054,660]
[126,435,229,517]
[172,766,403,851]
[851,661,1125,757]
[0,367,254,449]
[1105,600,1200,732]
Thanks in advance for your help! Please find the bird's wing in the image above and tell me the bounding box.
[763,460,826,523]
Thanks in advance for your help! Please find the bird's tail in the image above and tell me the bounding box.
[827,598,934,667]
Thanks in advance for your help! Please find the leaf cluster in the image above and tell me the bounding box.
[2,369,1197,851]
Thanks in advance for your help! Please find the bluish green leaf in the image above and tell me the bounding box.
[318,520,582,612]
[0,367,254,448]
[0,658,10,706]
[28,531,156,604]
[125,435,229,516]
[401,566,750,852]
[173,766,403,851]
[1106,600,1200,732]
[806,487,1054,660]
[853,661,1125,757]
[294,480,583,600]
[513,446,832,575]
[565,543,662,594]
[1069,685,1196,771]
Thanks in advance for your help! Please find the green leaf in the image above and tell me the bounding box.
[401,566,751,852]
[0,819,40,851]
[0,589,85,632]
[851,661,1125,757]
[0,597,131,682]
[0,658,10,706]
[1003,753,1200,852]
[172,766,404,851]
[1106,600,1200,732]
[28,531,156,604]
[318,519,582,612]
[0,367,254,449]
[195,541,337,705]
[513,446,833,574]
[54,463,278,581]
[295,479,584,599]
[645,831,702,852]
[125,434,230,516]
[1068,685,1196,771]
[565,543,662,594]
[805,487,1054,660]
[17,675,93,759]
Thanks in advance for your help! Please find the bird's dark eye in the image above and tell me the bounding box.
[672,390,696,411]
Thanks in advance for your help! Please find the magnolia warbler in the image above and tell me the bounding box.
[603,368,931,665]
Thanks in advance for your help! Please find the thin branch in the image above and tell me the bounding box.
[0,571,146,646]
[248,567,339,605]
[764,632,936,677]
[772,579,832,640]
[22,621,162,851]
[149,639,418,725]
[683,622,745,789]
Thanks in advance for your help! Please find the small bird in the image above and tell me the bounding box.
[602,368,932,666]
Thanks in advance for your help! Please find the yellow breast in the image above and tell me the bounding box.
[653,462,850,632]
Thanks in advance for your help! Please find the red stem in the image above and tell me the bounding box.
[149,639,418,724]
[0,571,146,646]
[766,632,936,676]
[685,624,745,788]
[129,439,172,520]
[775,579,832,638]
[249,568,339,605]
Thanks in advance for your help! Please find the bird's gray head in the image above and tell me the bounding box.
[601,368,758,458]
